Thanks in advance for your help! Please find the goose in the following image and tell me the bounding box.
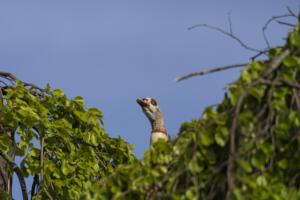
[136,97,168,145]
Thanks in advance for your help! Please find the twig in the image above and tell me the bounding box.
[276,20,296,27]
[251,49,270,61]
[0,151,28,200]
[262,14,296,48]
[176,63,249,82]
[260,79,300,90]
[40,134,45,191]
[0,80,8,87]
[0,166,7,191]
[31,175,39,199]
[227,11,233,34]
[286,6,297,17]
[0,72,17,83]
[293,88,300,114]
[43,188,54,200]
[188,24,262,53]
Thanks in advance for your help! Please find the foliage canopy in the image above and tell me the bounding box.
[0,78,136,199]
[82,22,300,200]
[0,16,300,200]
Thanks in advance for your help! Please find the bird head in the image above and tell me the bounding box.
[136,97,159,122]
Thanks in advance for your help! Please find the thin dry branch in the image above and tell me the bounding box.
[251,49,270,61]
[188,24,262,53]
[176,63,249,82]
[31,175,39,198]
[40,135,45,192]
[260,79,300,90]
[227,11,233,34]
[0,151,27,200]
[262,13,296,48]
[0,72,17,82]
[286,6,297,18]
[276,20,296,27]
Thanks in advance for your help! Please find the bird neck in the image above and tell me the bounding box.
[151,111,167,134]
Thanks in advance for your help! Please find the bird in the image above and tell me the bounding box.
[136,97,168,145]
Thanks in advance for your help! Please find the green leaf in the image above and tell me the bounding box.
[201,129,213,146]
[249,85,265,102]
[188,156,203,173]
[251,154,265,170]
[256,175,267,187]
[53,89,65,98]
[0,134,10,153]
[185,188,197,200]
[214,127,228,146]
[283,56,299,68]
[277,159,288,169]
[241,160,252,173]
[290,32,300,47]
[61,160,75,175]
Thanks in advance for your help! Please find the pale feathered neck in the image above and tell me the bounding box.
[151,110,167,134]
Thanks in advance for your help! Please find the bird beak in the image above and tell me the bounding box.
[136,98,148,107]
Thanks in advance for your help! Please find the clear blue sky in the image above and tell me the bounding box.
[0,1,298,198]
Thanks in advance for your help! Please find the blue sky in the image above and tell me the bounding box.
[0,1,298,198]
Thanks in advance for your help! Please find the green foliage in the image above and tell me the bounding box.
[0,81,136,199]
[80,24,300,199]
[1,17,300,200]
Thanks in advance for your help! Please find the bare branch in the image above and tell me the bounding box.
[188,23,262,53]
[0,72,17,83]
[0,167,7,191]
[227,11,233,34]
[43,188,54,200]
[286,6,297,17]
[0,80,8,87]
[260,79,300,90]
[0,151,27,200]
[251,49,270,61]
[262,14,296,48]
[276,20,296,27]
[40,135,45,192]
[176,63,249,82]
[31,175,39,198]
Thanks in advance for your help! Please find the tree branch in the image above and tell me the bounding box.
[276,20,296,27]
[0,151,27,200]
[227,11,233,35]
[176,63,249,82]
[188,23,262,53]
[31,175,39,199]
[40,135,45,192]
[262,14,296,48]
[286,6,297,18]
[0,72,17,83]
[262,48,290,77]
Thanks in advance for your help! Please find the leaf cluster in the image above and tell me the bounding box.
[81,23,300,200]
[0,81,136,199]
